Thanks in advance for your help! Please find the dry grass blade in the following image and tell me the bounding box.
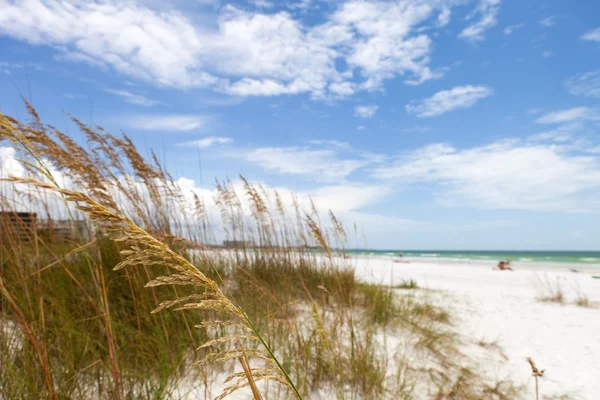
[527,357,544,400]
[305,213,331,259]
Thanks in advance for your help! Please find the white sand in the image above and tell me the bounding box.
[352,256,600,400]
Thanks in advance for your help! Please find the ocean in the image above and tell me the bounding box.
[348,250,600,268]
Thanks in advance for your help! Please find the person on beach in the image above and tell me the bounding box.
[497,260,513,271]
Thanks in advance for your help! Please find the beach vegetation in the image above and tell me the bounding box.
[0,106,520,399]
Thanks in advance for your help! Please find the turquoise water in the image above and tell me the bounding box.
[347,250,600,265]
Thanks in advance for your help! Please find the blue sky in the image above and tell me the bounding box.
[1,0,600,249]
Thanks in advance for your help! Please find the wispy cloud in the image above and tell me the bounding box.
[542,50,552,58]
[124,115,209,132]
[535,107,598,124]
[354,105,378,119]
[406,85,493,118]
[581,27,600,43]
[0,61,43,74]
[241,147,368,182]
[250,0,273,8]
[565,70,600,98]
[105,89,163,107]
[527,122,582,143]
[436,7,451,28]
[401,125,432,133]
[372,137,600,211]
[539,16,556,27]
[459,0,501,42]
[503,23,524,35]
[528,108,544,115]
[180,137,232,148]
[308,140,352,150]
[64,93,85,99]
[225,139,384,182]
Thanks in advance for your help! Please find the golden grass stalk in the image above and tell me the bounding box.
[526,357,544,400]
[0,276,56,399]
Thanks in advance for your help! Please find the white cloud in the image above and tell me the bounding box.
[1,145,412,246]
[307,183,391,214]
[124,115,208,131]
[566,70,600,98]
[0,0,457,98]
[180,136,232,148]
[0,1,218,89]
[459,0,501,42]
[542,50,552,58]
[535,107,598,124]
[406,85,493,118]
[539,16,556,27]
[223,78,296,96]
[372,138,600,211]
[323,0,449,89]
[581,27,600,43]
[250,0,273,8]
[402,125,431,133]
[437,7,451,28]
[527,122,582,143]
[104,89,163,107]
[328,82,355,96]
[241,146,369,182]
[503,23,524,35]
[0,61,43,74]
[528,107,544,115]
[354,105,378,119]
[0,146,25,179]
[308,140,352,150]
[357,125,366,131]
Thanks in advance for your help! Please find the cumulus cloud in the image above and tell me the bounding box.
[406,85,493,118]
[124,115,209,131]
[180,137,233,148]
[0,1,218,88]
[458,0,501,42]
[566,70,600,98]
[581,27,600,42]
[0,0,460,98]
[104,89,163,107]
[354,105,378,119]
[0,144,408,245]
[372,137,600,211]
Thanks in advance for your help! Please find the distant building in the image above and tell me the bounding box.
[37,219,91,241]
[0,212,37,242]
[222,240,250,248]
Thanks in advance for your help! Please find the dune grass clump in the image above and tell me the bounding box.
[575,295,590,308]
[534,274,565,304]
[393,279,419,290]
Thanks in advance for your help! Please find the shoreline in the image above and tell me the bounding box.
[352,253,600,274]
[350,255,600,399]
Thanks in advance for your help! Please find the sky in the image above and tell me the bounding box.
[1,0,600,250]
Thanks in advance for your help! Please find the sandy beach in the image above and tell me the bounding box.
[352,256,600,400]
